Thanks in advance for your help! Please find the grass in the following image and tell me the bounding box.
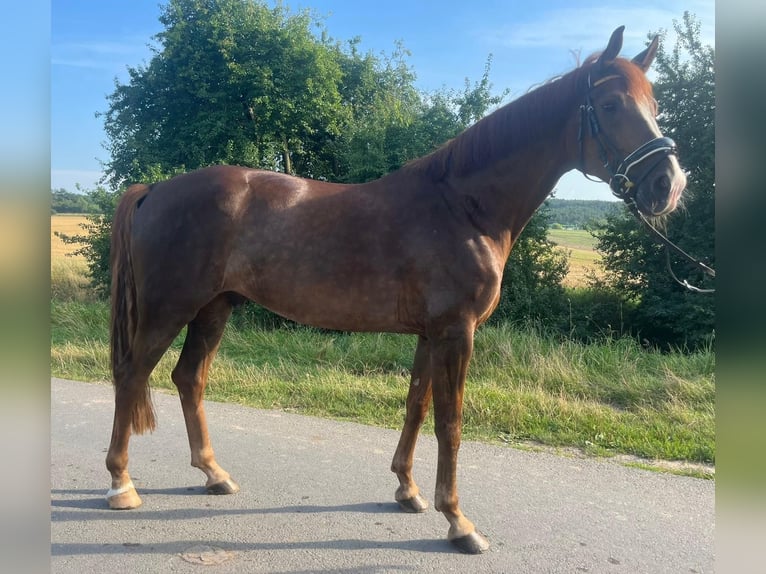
[547,228,598,251]
[51,299,715,471]
[50,218,714,475]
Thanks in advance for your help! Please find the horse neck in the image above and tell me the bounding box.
[403,67,587,251]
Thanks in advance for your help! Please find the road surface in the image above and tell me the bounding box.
[51,377,714,573]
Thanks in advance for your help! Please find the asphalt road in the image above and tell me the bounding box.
[51,377,714,573]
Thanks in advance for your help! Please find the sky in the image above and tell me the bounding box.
[51,0,714,200]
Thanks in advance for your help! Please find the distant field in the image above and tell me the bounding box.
[51,214,92,300]
[547,228,597,250]
[51,214,89,261]
[547,228,602,288]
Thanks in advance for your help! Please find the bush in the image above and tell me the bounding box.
[562,284,636,343]
[490,203,570,329]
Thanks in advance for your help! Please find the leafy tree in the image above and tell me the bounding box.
[331,39,422,182]
[50,187,103,214]
[101,0,345,187]
[492,201,569,327]
[593,12,714,349]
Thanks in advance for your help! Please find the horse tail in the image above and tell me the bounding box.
[110,183,155,434]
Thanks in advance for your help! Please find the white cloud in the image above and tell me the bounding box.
[52,38,156,72]
[479,1,714,54]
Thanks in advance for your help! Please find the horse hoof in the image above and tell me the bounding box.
[106,484,142,510]
[450,530,490,554]
[206,478,240,495]
[397,493,429,513]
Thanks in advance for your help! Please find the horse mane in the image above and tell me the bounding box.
[403,55,654,182]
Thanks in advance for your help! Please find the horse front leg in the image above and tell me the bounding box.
[431,325,490,554]
[391,335,433,513]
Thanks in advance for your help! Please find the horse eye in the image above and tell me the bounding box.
[601,102,617,113]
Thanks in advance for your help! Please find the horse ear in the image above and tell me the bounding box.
[632,35,660,72]
[597,26,625,68]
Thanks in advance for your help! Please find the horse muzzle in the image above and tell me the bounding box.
[610,137,686,216]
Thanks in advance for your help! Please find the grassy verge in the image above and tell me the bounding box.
[51,300,715,473]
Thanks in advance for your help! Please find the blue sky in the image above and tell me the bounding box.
[51,0,714,200]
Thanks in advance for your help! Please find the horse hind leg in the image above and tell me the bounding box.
[106,319,184,509]
[171,294,239,495]
[391,335,432,513]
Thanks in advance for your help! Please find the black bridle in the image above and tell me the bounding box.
[577,72,715,293]
[577,73,678,201]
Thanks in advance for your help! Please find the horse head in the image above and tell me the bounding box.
[577,26,687,217]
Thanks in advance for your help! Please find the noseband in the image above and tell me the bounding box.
[577,73,677,201]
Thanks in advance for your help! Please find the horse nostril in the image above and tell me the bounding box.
[655,174,671,193]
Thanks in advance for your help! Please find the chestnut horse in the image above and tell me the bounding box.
[105,27,686,553]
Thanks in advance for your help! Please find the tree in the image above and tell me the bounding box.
[51,187,102,214]
[593,12,714,349]
[492,201,569,327]
[336,53,509,184]
[101,0,346,187]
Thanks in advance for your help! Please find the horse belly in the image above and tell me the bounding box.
[223,244,419,333]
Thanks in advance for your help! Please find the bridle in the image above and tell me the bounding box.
[577,71,715,293]
[577,73,677,201]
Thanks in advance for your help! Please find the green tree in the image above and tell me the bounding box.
[101,0,345,187]
[51,187,103,214]
[336,53,508,183]
[593,12,714,349]
[492,202,569,327]
[332,39,422,182]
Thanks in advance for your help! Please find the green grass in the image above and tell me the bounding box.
[51,300,715,469]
